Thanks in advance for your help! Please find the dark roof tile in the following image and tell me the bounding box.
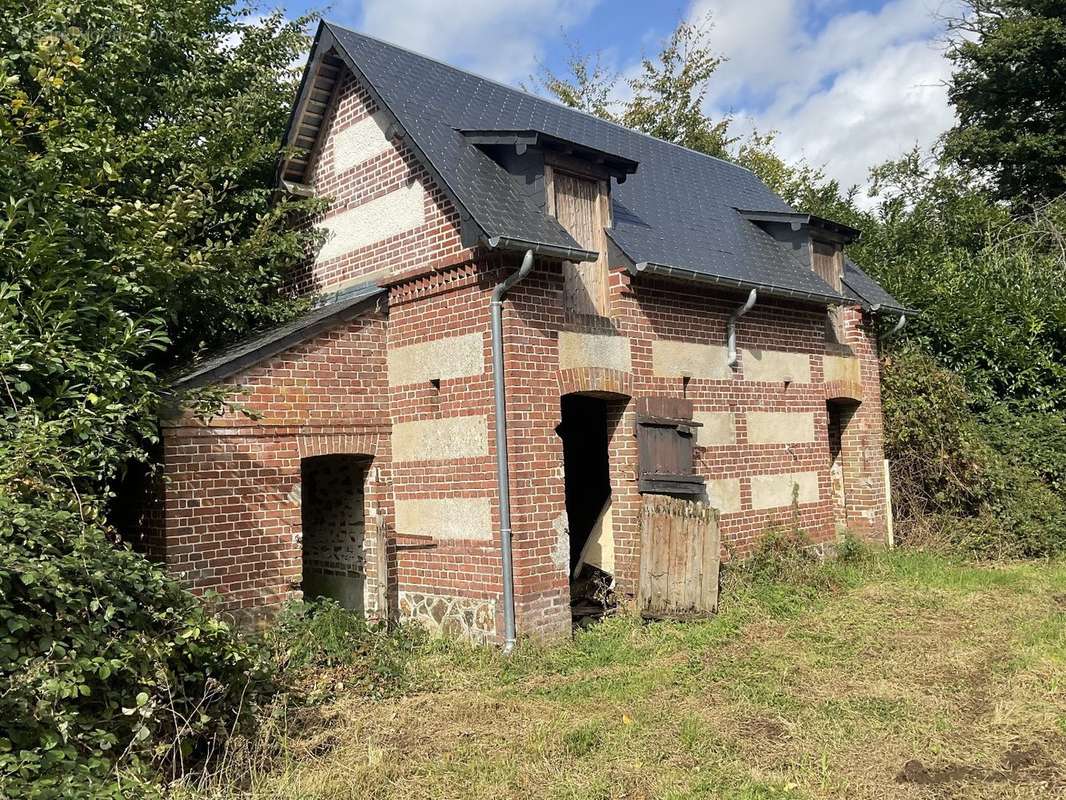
[323,23,903,308]
[172,282,385,389]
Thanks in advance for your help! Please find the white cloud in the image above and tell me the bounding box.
[685,0,961,195]
[351,0,600,84]
[743,39,955,196]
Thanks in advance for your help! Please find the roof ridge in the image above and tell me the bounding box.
[322,20,759,178]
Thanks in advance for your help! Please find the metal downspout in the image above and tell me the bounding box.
[726,289,758,367]
[490,249,534,655]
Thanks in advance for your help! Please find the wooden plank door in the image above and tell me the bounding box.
[638,495,720,618]
[551,170,608,318]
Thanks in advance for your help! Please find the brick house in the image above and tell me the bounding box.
[154,21,910,643]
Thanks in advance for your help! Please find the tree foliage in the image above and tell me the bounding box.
[535,17,735,158]
[0,0,322,793]
[0,454,275,797]
[881,350,1066,557]
[942,0,1066,203]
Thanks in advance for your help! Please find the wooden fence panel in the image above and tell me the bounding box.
[638,495,720,618]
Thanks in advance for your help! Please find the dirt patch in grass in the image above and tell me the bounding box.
[897,738,1065,792]
[740,716,789,742]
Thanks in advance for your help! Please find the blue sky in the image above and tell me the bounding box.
[280,0,959,196]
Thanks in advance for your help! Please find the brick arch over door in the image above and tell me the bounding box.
[557,366,632,399]
[297,431,385,460]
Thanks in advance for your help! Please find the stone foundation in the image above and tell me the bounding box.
[398,591,496,643]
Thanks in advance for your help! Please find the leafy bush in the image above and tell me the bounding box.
[0,486,277,798]
[724,521,848,597]
[882,349,1066,558]
[266,600,426,703]
[0,4,325,795]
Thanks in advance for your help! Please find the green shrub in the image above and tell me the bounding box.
[0,486,277,798]
[266,600,426,702]
[724,522,850,596]
[835,531,873,563]
[881,349,1066,558]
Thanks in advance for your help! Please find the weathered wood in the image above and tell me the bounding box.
[635,398,703,496]
[635,396,693,421]
[811,239,842,291]
[638,495,720,619]
[553,171,608,318]
[371,515,389,622]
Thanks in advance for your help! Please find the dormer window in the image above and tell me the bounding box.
[459,130,637,321]
[811,239,846,344]
[811,239,843,291]
[546,164,611,318]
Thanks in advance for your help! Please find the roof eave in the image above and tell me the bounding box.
[458,128,640,176]
[736,208,862,243]
[631,261,848,306]
[840,275,916,317]
[485,235,598,263]
[171,289,386,390]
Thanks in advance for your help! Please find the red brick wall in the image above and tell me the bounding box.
[159,256,888,637]
[288,71,469,296]
[158,64,889,639]
[499,260,888,637]
[833,308,888,537]
[385,263,502,625]
[159,314,392,618]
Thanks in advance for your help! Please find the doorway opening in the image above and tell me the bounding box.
[300,454,370,614]
[826,402,856,533]
[558,394,616,625]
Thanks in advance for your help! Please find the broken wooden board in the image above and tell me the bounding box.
[638,494,720,619]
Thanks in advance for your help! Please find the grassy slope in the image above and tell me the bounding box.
[212,553,1066,799]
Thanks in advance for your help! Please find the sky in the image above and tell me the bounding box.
[283,0,961,196]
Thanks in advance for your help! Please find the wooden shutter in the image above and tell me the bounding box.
[551,170,609,318]
[812,239,846,343]
[811,239,842,291]
[635,397,705,496]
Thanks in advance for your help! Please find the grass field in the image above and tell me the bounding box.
[201,550,1066,799]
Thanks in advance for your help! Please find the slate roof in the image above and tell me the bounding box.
[172,282,385,389]
[304,21,904,310]
[843,260,912,314]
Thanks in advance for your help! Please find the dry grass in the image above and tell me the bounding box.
[192,552,1066,799]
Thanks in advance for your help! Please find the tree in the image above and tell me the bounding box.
[0,0,321,487]
[621,18,735,158]
[535,17,735,158]
[535,41,619,121]
[0,1,320,790]
[942,0,1066,203]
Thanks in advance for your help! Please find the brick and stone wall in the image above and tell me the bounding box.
[383,260,506,638]
[156,61,890,642]
[289,73,470,296]
[159,256,887,638]
[496,260,888,638]
[301,454,369,612]
[158,313,391,619]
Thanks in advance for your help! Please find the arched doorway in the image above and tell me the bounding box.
[300,454,372,613]
[557,392,628,624]
[826,400,859,533]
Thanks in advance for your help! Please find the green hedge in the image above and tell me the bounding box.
[0,487,276,798]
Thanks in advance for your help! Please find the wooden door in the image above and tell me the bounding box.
[638,495,720,619]
[552,169,608,317]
